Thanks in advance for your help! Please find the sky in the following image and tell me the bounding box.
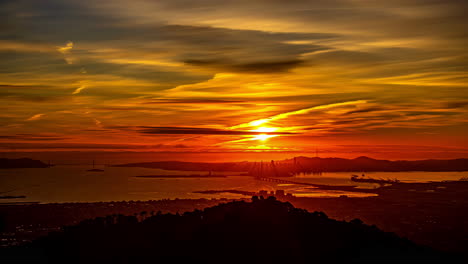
[1,0,468,159]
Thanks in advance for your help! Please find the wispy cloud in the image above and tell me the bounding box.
[72,82,88,94]
[230,100,368,129]
[138,126,294,135]
[94,118,102,127]
[143,99,245,104]
[56,41,74,64]
[26,114,45,121]
[1,0,467,155]
[0,133,67,141]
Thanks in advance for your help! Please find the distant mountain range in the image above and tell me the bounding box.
[115,156,468,173]
[289,156,468,172]
[0,158,49,169]
[3,156,467,172]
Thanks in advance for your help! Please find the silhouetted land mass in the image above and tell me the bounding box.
[135,174,227,178]
[252,176,468,197]
[290,183,468,256]
[1,198,452,264]
[1,179,467,258]
[351,174,399,185]
[194,190,256,196]
[0,195,26,199]
[193,180,468,254]
[0,199,232,247]
[0,158,48,169]
[296,178,468,199]
[115,156,468,174]
[86,168,104,172]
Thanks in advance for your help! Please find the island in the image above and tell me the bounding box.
[0,158,49,169]
[135,174,227,178]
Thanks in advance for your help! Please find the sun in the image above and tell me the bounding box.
[252,134,277,141]
[250,126,279,141]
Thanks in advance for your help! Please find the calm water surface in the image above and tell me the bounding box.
[1,165,467,203]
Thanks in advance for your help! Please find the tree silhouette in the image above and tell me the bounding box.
[1,197,456,263]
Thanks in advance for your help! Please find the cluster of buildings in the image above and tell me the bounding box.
[257,190,294,199]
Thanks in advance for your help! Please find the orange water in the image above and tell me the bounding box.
[0,166,466,203]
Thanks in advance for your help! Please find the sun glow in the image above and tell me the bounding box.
[230,100,367,130]
[250,127,279,141]
[251,126,278,133]
[252,134,278,141]
[249,119,271,127]
[223,101,369,148]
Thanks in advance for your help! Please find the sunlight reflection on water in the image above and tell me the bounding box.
[0,166,466,203]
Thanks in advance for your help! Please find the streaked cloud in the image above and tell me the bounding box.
[57,41,74,64]
[0,133,68,141]
[0,0,467,157]
[72,81,88,95]
[26,114,45,121]
[143,99,246,104]
[230,100,368,129]
[138,126,294,136]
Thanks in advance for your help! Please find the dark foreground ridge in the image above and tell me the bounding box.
[1,198,454,264]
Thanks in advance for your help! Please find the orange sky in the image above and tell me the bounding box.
[1,0,468,159]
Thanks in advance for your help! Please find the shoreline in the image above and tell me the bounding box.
[135,174,227,178]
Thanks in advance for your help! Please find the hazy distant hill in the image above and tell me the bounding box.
[115,160,252,171]
[2,198,450,263]
[0,158,48,169]
[291,156,468,172]
[115,156,468,173]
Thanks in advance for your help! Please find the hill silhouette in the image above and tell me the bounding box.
[2,197,452,263]
[0,158,49,169]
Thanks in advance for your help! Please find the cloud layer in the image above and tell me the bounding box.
[0,0,467,157]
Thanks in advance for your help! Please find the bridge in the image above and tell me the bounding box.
[254,177,317,186]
